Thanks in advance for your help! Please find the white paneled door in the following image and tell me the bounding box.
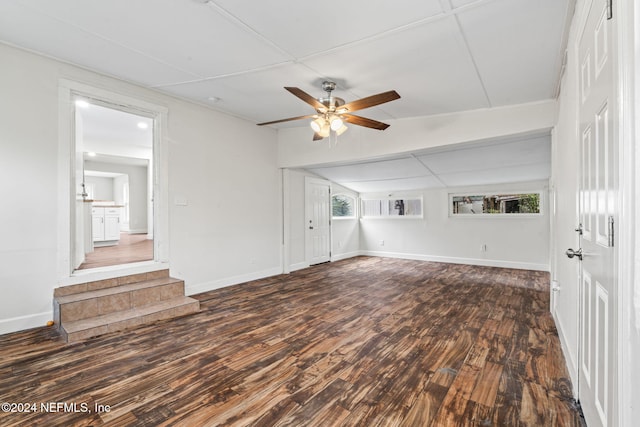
[305,178,331,266]
[575,0,617,425]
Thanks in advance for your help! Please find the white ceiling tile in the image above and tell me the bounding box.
[457,0,569,105]
[0,1,198,86]
[158,63,326,123]
[437,162,550,187]
[14,0,291,79]
[212,0,445,58]
[417,136,551,174]
[343,176,444,193]
[303,16,490,118]
[310,157,429,183]
[450,0,483,9]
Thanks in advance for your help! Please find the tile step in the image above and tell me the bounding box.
[62,296,200,343]
[55,277,184,304]
[54,269,170,297]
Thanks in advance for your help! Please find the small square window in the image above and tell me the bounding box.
[332,194,356,219]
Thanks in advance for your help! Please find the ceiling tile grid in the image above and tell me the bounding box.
[1,0,573,124]
[1,0,567,192]
[309,134,550,192]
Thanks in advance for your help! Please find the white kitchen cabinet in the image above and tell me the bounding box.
[92,210,105,241]
[92,207,121,246]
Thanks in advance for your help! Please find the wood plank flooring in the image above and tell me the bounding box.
[78,233,153,270]
[0,257,584,426]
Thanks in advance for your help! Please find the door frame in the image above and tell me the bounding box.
[57,80,169,284]
[615,0,637,425]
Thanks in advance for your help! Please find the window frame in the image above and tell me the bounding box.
[448,191,544,218]
[360,196,424,219]
[331,193,357,220]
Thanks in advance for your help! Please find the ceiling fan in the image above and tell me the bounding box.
[257,81,401,141]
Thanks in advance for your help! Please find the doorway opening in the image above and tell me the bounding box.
[73,100,155,271]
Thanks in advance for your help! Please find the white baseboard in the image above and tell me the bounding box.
[288,261,310,272]
[359,250,549,271]
[127,229,148,234]
[553,309,578,397]
[185,266,283,296]
[331,251,361,262]
[0,311,53,336]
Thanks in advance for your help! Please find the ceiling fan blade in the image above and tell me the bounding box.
[338,90,400,113]
[284,87,326,111]
[257,114,317,126]
[312,132,324,141]
[342,114,390,130]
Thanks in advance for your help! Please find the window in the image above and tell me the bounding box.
[361,197,423,218]
[332,194,356,219]
[450,192,542,216]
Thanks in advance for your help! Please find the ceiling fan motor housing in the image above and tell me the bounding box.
[317,81,345,113]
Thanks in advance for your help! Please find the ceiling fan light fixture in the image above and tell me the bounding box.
[329,116,343,131]
[310,117,324,132]
[335,124,348,136]
[318,121,331,138]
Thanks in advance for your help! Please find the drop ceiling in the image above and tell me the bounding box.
[308,133,550,193]
[0,0,572,192]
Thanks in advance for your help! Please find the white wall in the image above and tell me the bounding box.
[360,182,549,271]
[331,183,360,261]
[166,96,281,294]
[0,44,60,332]
[84,175,115,201]
[0,43,281,333]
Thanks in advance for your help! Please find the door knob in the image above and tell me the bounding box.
[565,248,583,260]
[309,226,314,229]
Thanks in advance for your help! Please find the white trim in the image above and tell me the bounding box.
[127,228,149,234]
[58,261,170,287]
[448,190,544,217]
[331,193,357,220]
[359,250,549,271]
[361,196,424,219]
[57,79,169,280]
[289,261,310,272]
[331,251,361,262]
[0,311,53,336]
[185,266,283,295]
[282,169,291,274]
[553,308,579,397]
[616,0,637,425]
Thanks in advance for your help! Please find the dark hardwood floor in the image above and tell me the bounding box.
[77,233,153,270]
[0,257,583,426]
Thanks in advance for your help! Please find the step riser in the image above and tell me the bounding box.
[58,282,185,323]
[54,270,171,298]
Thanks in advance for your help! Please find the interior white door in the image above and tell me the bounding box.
[305,177,331,265]
[575,0,617,425]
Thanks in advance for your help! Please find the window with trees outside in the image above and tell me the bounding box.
[332,194,356,219]
[450,192,541,216]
